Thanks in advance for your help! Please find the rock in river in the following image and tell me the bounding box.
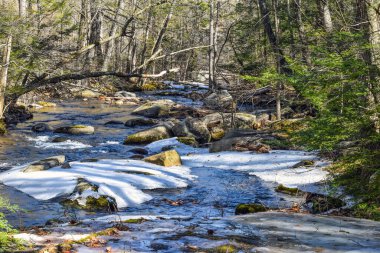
[54,125,95,135]
[23,155,65,173]
[144,149,182,167]
[31,123,53,132]
[132,100,175,118]
[125,118,157,127]
[124,126,172,145]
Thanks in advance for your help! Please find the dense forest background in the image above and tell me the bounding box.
[0,0,379,230]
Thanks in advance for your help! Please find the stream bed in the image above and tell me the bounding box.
[0,97,379,252]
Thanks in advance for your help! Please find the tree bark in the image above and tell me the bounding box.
[258,0,292,120]
[295,0,311,66]
[317,0,333,32]
[0,36,12,118]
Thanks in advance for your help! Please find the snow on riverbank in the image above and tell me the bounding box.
[0,138,329,209]
[0,159,194,208]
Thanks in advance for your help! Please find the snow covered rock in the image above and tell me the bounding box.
[144,150,182,167]
[0,159,194,208]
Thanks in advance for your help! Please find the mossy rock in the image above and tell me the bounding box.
[292,160,315,168]
[209,245,237,253]
[305,193,345,213]
[0,120,6,135]
[37,101,57,107]
[123,218,147,224]
[62,195,117,212]
[54,125,95,135]
[211,128,225,141]
[235,203,267,215]
[275,184,303,196]
[132,100,175,118]
[178,137,199,147]
[144,149,182,167]
[142,83,159,91]
[124,126,171,145]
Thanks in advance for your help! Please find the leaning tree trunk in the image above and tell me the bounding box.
[0,36,12,119]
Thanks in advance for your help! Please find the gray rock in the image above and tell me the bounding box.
[132,100,175,118]
[23,155,65,172]
[124,126,172,145]
[115,91,137,98]
[185,118,210,143]
[52,137,69,143]
[125,118,157,127]
[31,123,53,133]
[203,90,234,110]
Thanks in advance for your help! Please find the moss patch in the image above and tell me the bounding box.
[123,218,147,224]
[0,119,6,135]
[209,245,237,253]
[178,137,199,147]
[235,203,267,215]
[275,184,303,196]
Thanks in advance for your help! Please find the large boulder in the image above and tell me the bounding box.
[125,118,157,127]
[124,126,172,145]
[144,150,182,167]
[132,100,175,118]
[209,130,272,153]
[54,125,95,135]
[203,90,234,110]
[185,118,211,143]
[202,113,256,129]
[172,118,211,144]
[23,155,65,173]
[31,123,53,132]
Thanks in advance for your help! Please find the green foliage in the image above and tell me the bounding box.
[0,196,25,251]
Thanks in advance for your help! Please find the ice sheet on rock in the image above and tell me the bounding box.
[0,159,194,208]
[26,135,92,150]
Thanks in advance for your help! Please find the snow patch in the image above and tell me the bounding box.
[0,159,194,208]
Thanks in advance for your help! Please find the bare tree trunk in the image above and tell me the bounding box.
[209,0,219,91]
[102,0,125,71]
[87,0,103,69]
[18,0,27,17]
[366,0,380,132]
[0,36,12,118]
[295,0,311,66]
[317,0,333,32]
